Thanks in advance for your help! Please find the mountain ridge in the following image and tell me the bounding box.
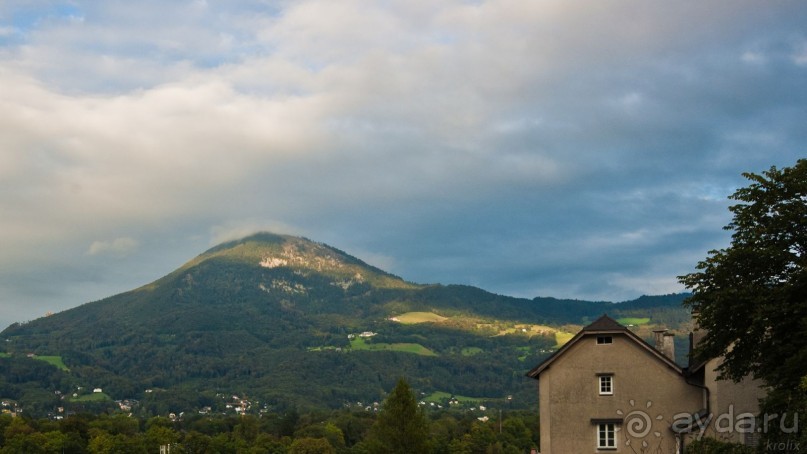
[0,232,691,416]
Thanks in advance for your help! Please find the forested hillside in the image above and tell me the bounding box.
[0,233,690,418]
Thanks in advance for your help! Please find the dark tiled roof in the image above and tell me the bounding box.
[526,314,682,379]
[582,314,628,332]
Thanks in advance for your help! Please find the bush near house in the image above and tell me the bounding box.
[686,438,754,454]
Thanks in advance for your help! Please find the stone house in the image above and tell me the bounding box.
[526,314,765,453]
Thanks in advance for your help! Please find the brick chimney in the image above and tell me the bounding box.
[653,329,675,361]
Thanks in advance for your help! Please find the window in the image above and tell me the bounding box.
[598,375,613,395]
[592,419,622,449]
[597,423,616,449]
[597,336,613,344]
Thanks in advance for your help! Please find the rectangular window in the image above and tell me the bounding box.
[597,336,613,344]
[597,423,616,449]
[599,375,613,395]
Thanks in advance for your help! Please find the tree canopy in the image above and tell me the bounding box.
[679,159,806,441]
[680,159,806,386]
[0,409,538,453]
[362,378,431,454]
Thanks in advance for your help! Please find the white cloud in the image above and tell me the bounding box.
[0,0,805,328]
[793,42,807,67]
[741,51,766,65]
[87,237,138,257]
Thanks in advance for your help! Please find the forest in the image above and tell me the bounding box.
[0,384,754,454]
[0,392,540,453]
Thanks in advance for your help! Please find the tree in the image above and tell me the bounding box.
[144,425,179,453]
[679,159,807,440]
[288,437,335,454]
[362,378,431,454]
[466,421,496,453]
[181,430,212,454]
[500,417,534,451]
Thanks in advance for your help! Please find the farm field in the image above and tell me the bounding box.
[0,353,69,370]
[554,331,575,348]
[391,312,447,324]
[349,337,437,356]
[67,392,112,403]
[35,355,69,371]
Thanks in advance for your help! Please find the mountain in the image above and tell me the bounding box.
[0,232,690,417]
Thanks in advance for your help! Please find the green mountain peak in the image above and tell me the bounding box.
[152,232,415,292]
[0,231,690,416]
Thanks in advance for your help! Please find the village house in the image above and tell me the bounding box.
[527,314,765,453]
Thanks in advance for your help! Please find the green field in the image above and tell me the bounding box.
[392,312,447,324]
[0,353,9,358]
[617,317,651,325]
[554,331,575,348]
[350,337,436,356]
[35,355,69,371]
[67,392,111,403]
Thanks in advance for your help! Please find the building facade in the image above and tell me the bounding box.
[527,315,765,453]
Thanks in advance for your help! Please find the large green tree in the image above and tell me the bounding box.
[361,378,431,454]
[679,159,806,437]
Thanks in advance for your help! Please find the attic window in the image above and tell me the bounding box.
[597,336,613,344]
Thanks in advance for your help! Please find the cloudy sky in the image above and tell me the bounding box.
[1,1,805,329]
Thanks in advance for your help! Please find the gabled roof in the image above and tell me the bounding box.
[526,314,682,379]
[581,314,629,332]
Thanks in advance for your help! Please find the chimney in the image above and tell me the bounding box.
[653,329,675,361]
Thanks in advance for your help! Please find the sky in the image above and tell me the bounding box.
[1,1,805,330]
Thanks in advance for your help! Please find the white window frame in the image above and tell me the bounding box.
[597,422,617,449]
[598,374,614,395]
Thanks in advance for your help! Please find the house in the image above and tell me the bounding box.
[526,314,765,454]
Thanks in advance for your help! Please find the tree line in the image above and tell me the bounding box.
[0,379,538,454]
